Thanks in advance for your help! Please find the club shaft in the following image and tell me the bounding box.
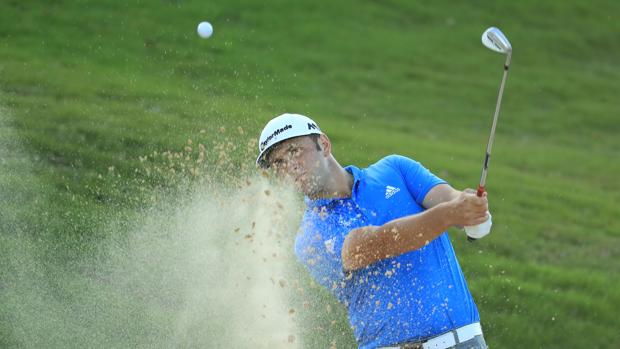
[478,53,511,197]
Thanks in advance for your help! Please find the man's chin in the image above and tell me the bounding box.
[278,177,307,195]
[286,176,318,197]
[296,181,311,195]
[300,182,323,198]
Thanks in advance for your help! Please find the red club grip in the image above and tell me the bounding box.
[476,185,485,197]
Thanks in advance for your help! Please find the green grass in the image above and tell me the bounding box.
[1,0,619,348]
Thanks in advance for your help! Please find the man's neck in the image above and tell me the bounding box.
[309,161,354,200]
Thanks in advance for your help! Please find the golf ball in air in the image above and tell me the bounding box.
[197,21,213,38]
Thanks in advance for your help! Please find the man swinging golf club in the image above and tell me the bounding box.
[256,113,491,349]
[257,27,511,349]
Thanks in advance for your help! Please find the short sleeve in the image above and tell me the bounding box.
[386,155,447,205]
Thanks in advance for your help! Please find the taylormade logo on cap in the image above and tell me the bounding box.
[260,124,292,151]
[256,113,323,167]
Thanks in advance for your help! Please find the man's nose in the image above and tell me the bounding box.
[275,163,288,175]
[276,162,293,175]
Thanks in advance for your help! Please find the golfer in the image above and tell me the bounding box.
[257,113,490,349]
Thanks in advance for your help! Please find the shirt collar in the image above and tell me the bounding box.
[304,165,364,209]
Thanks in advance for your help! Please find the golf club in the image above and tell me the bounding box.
[465,27,512,240]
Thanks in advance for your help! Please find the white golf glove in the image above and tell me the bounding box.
[464,212,492,239]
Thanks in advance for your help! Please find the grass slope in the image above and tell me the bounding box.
[1,0,619,348]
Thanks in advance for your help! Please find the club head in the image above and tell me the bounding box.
[482,27,512,54]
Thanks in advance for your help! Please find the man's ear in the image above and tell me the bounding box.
[319,134,331,157]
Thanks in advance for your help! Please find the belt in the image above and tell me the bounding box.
[378,322,483,349]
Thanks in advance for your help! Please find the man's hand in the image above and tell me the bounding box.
[446,189,489,228]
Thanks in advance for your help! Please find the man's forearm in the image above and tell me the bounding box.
[342,202,454,271]
[422,183,461,209]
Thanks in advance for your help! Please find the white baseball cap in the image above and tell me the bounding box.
[256,113,323,167]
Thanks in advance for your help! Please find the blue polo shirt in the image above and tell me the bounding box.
[295,155,480,349]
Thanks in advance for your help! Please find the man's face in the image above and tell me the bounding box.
[266,136,325,195]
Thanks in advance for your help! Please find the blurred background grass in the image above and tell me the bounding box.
[1,0,619,348]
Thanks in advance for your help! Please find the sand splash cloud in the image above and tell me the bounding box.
[1,112,307,348]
